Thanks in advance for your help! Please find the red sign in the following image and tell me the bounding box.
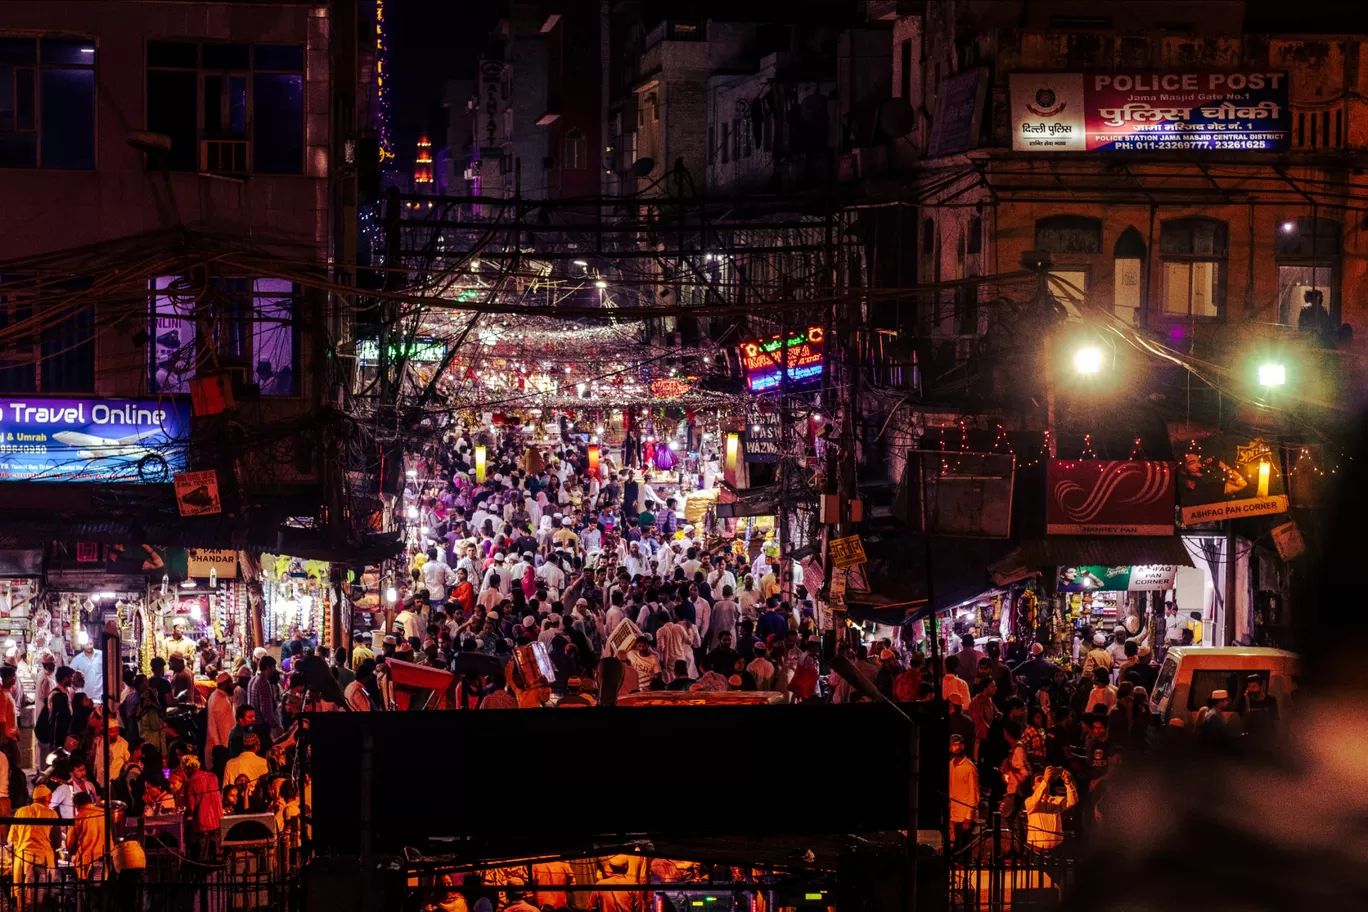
[650,378,693,399]
[1046,460,1175,535]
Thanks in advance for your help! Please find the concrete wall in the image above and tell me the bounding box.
[0,1,329,257]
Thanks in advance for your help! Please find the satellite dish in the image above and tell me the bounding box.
[631,157,655,177]
[878,98,915,138]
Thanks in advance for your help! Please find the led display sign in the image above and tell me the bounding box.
[740,326,824,394]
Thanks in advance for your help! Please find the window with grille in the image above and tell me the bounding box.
[146,41,304,174]
[149,276,297,395]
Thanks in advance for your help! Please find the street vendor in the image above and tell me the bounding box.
[162,618,199,666]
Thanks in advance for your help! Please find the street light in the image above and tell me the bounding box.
[1258,363,1286,387]
[1073,346,1103,375]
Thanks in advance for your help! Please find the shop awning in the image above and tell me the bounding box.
[988,535,1194,586]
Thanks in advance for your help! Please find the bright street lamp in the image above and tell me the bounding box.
[1073,346,1103,375]
[1258,363,1286,387]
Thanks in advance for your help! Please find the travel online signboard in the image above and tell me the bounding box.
[0,398,189,482]
[1010,72,1290,152]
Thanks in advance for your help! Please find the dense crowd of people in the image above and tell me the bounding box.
[937,627,1283,859]
[8,637,309,889]
[346,424,828,710]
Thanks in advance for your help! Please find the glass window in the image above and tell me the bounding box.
[1187,669,1270,712]
[1275,218,1340,326]
[1278,266,1334,327]
[253,44,304,72]
[1159,218,1227,320]
[1163,261,1221,318]
[149,276,296,395]
[0,275,93,392]
[0,37,94,170]
[202,43,249,70]
[253,279,295,396]
[150,276,198,393]
[41,297,94,392]
[147,41,196,68]
[147,41,305,174]
[252,73,303,173]
[40,68,95,169]
[147,70,197,171]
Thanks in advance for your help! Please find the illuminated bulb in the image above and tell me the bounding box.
[405,468,417,478]
[181,579,197,589]
[595,280,607,289]
[573,259,588,267]
[1280,221,1295,233]
[78,631,90,646]
[386,587,398,603]
[752,424,761,433]
[596,425,604,435]
[1258,363,1286,387]
[668,440,679,451]
[190,604,202,621]
[419,526,430,535]
[702,356,710,363]
[406,505,419,519]
[565,367,572,374]
[1074,346,1103,375]
[96,591,116,600]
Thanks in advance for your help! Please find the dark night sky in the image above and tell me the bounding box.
[388,0,499,171]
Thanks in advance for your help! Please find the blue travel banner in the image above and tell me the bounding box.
[0,398,189,482]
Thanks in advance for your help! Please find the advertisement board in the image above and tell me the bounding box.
[0,398,189,482]
[188,548,237,579]
[1180,436,1288,524]
[739,326,824,394]
[927,67,988,158]
[1010,72,1290,152]
[1046,460,1176,535]
[1057,564,1177,592]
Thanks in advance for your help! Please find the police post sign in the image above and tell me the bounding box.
[1010,72,1290,152]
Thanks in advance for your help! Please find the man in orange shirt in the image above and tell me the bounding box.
[531,858,576,909]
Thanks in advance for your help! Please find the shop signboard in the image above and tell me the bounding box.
[1270,520,1306,561]
[1010,71,1290,152]
[174,469,222,517]
[739,326,824,394]
[828,535,867,569]
[1046,460,1176,535]
[0,398,189,483]
[1180,436,1288,524]
[744,409,781,463]
[927,67,988,158]
[188,548,237,579]
[649,377,693,399]
[1056,564,1176,592]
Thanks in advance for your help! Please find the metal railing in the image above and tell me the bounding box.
[947,814,1076,911]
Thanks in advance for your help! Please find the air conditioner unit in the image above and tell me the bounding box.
[201,139,249,176]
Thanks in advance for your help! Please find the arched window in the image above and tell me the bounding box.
[564,129,587,170]
[1275,217,1340,325]
[1113,226,1146,325]
[1159,218,1227,320]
